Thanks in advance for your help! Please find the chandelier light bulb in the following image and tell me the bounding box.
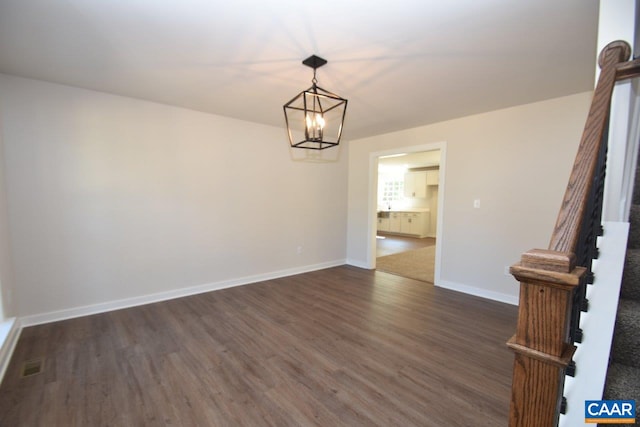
[305,113,325,140]
[306,113,325,130]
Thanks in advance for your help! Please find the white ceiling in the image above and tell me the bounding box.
[0,0,599,140]
[379,151,441,170]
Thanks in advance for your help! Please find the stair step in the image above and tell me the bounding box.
[629,205,640,249]
[603,363,640,423]
[622,249,640,302]
[634,160,640,204]
[631,162,640,204]
[610,299,640,368]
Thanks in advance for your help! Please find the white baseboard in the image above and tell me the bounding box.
[345,259,372,269]
[346,258,519,306]
[436,279,519,306]
[20,259,346,327]
[0,317,22,384]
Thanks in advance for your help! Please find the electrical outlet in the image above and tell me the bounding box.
[473,199,481,208]
[296,246,303,255]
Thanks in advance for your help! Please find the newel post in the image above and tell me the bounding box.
[507,249,586,427]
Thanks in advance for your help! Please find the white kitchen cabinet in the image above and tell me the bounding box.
[426,170,439,186]
[400,212,430,237]
[378,211,429,237]
[400,213,419,235]
[400,213,414,234]
[377,217,390,232]
[389,212,402,232]
[417,212,430,237]
[404,171,427,198]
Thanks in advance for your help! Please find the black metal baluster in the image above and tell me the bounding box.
[564,119,610,415]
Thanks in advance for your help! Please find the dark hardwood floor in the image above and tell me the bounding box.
[0,266,517,426]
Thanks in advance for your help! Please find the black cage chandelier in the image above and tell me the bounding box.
[283,55,348,150]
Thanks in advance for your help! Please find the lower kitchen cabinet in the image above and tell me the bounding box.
[389,212,402,233]
[400,212,421,235]
[377,217,390,232]
[377,211,429,238]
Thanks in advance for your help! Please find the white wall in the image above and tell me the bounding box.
[0,111,15,319]
[599,0,639,222]
[0,74,348,320]
[347,92,592,303]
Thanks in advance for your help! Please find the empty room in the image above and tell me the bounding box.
[0,1,637,426]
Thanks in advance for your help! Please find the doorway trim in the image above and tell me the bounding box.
[367,141,447,285]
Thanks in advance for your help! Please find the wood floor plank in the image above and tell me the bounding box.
[0,266,517,426]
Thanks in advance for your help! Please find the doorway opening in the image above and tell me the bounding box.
[371,145,445,284]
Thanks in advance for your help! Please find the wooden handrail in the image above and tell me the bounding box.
[616,56,640,81]
[549,41,631,253]
[508,40,638,427]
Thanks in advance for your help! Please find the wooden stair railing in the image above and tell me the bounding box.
[507,40,640,427]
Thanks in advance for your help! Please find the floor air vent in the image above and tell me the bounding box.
[21,359,43,377]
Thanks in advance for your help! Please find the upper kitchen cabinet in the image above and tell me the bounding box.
[404,171,427,198]
[426,170,439,186]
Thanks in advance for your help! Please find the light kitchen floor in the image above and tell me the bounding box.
[376,233,435,257]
